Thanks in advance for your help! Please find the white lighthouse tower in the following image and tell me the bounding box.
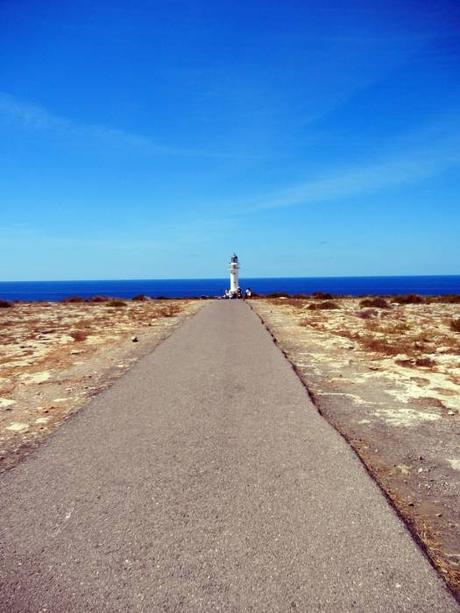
[229,253,240,296]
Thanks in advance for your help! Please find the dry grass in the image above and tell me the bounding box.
[358,335,413,356]
[382,322,411,334]
[156,304,181,317]
[362,321,411,335]
[0,300,195,390]
[266,292,290,298]
[280,298,309,308]
[285,296,460,362]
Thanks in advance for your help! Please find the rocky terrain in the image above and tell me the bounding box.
[0,298,202,473]
[252,295,460,600]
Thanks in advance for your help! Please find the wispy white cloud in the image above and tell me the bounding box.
[0,92,231,159]
[239,128,460,213]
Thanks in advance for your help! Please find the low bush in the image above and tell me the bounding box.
[442,294,460,303]
[0,300,12,308]
[307,300,340,310]
[391,294,425,304]
[451,319,460,333]
[70,330,88,342]
[360,336,406,356]
[426,294,460,304]
[415,357,436,367]
[61,296,85,303]
[359,297,391,309]
[132,294,148,301]
[382,322,411,334]
[395,358,414,368]
[106,299,127,307]
[355,309,378,319]
[89,295,110,303]
[311,291,334,300]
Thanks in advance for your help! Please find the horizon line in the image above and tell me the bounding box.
[1,273,459,284]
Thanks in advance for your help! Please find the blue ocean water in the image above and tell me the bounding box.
[0,276,459,301]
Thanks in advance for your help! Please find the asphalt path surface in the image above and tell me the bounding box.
[0,301,458,612]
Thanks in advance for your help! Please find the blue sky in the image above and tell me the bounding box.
[1,0,459,280]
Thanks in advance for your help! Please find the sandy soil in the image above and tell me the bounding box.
[251,296,460,600]
[0,298,202,473]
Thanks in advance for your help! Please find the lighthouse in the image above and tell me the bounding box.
[229,253,240,296]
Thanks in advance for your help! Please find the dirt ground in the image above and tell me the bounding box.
[0,298,202,473]
[251,296,460,601]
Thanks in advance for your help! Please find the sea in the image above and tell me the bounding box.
[0,276,459,301]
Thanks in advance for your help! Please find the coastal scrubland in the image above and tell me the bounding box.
[0,298,201,472]
[252,295,460,599]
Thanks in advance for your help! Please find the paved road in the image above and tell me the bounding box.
[0,301,458,612]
